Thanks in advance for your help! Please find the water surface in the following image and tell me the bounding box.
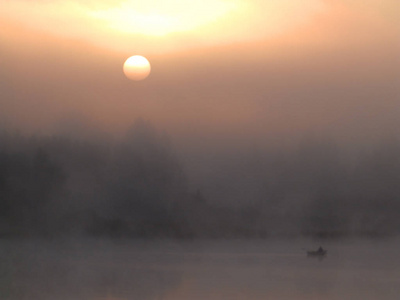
[1,238,400,299]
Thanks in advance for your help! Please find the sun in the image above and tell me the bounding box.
[123,55,151,81]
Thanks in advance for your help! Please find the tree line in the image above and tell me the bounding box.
[1,122,400,238]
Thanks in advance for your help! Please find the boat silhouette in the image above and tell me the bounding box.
[307,246,327,257]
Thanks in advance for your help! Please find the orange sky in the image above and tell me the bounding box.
[0,0,328,53]
[0,0,399,146]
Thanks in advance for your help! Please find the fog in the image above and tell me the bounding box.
[1,2,400,298]
[2,238,400,300]
[1,119,400,239]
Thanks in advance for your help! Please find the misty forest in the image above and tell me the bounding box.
[1,119,399,239]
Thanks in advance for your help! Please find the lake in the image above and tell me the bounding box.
[1,238,400,299]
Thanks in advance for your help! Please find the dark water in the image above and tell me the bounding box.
[1,238,400,299]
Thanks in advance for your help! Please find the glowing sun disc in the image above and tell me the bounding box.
[123,55,151,81]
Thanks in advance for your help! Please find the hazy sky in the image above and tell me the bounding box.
[1,0,399,145]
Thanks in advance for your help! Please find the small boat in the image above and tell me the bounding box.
[307,247,327,257]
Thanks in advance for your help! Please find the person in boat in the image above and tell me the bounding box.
[307,246,326,256]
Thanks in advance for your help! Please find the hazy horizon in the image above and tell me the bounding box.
[1,0,400,238]
[1,0,399,145]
